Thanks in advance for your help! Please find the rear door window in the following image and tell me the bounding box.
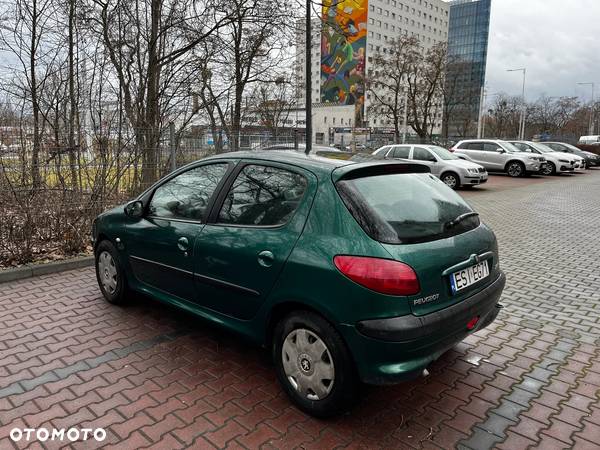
[413,147,437,162]
[467,142,485,150]
[336,171,479,244]
[217,164,308,226]
[390,146,411,158]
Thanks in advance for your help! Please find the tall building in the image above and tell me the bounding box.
[445,0,491,138]
[296,0,450,145]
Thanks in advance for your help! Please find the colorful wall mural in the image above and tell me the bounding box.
[320,0,368,126]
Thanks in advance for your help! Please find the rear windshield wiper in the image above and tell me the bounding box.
[444,212,479,230]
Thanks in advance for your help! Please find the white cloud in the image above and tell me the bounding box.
[485,0,600,102]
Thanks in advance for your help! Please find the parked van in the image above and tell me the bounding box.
[578,135,600,145]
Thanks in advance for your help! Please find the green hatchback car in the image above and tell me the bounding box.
[92,151,506,417]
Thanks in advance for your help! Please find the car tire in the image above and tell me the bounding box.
[506,161,525,178]
[441,172,460,190]
[95,240,128,305]
[273,311,359,418]
[543,161,556,176]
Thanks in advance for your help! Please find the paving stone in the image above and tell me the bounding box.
[2,172,600,448]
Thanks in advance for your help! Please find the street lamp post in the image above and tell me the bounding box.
[577,82,595,135]
[304,0,312,155]
[507,68,527,140]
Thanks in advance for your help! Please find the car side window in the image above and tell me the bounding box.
[483,143,500,152]
[468,142,485,151]
[217,164,308,227]
[413,147,436,162]
[390,146,411,158]
[512,143,530,152]
[148,163,229,221]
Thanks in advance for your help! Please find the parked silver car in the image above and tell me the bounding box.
[372,144,488,189]
[508,141,581,175]
[450,139,545,177]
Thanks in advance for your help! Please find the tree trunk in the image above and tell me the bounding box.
[68,0,79,192]
[30,0,41,192]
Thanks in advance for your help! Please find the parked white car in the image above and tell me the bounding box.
[578,135,600,145]
[450,139,545,177]
[372,144,488,189]
[508,141,583,175]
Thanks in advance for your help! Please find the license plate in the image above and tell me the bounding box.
[450,261,490,294]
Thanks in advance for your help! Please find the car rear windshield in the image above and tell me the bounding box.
[336,172,480,244]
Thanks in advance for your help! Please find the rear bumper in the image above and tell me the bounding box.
[342,272,506,385]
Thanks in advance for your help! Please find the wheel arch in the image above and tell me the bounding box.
[264,300,341,350]
[504,159,525,171]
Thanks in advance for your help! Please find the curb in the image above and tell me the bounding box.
[0,255,94,284]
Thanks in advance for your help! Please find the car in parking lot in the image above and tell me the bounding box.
[544,142,600,168]
[92,151,506,417]
[372,144,488,189]
[507,141,581,175]
[450,139,546,177]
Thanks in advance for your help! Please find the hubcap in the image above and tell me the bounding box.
[443,175,457,188]
[508,163,522,177]
[281,329,335,401]
[98,251,118,294]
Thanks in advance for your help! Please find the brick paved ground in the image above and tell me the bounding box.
[1,170,600,449]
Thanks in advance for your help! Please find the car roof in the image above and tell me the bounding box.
[457,139,503,143]
[201,150,352,174]
[199,150,429,180]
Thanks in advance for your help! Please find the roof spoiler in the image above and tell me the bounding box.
[334,162,431,182]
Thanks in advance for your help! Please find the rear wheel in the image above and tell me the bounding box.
[273,311,359,418]
[95,240,128,305]
[506,161,525,177]
[441,172,460,190]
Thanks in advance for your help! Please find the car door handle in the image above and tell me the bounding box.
[177,237,189,251]
[257,250,274,267]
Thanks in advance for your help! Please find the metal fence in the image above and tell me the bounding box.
[0,125,312,267]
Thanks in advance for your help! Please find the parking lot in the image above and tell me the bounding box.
[1,170,599,450]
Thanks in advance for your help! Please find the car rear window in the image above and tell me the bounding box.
[336,172,480,244]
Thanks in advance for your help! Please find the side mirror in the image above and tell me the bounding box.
[124,200,144,218]
[496,148,506,154]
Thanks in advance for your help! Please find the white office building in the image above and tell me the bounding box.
[295,0,450,145]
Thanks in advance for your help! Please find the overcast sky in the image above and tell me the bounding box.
[485,0,600,103]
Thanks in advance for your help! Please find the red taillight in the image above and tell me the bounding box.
[333,256,420,296]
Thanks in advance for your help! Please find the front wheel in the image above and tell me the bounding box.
[273,311,359,418]
[506,161,525,177]
[95,240,128,305]
[441,172,460,190]
[542,162,556,176]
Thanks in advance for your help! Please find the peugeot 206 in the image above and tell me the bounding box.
[92,151,506,417]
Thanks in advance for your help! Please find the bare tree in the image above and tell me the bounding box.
[251,75,294,139]
[196,0,290,151]
[0,0,62,189]
[87,0,231,186]
[406,42,446,140]
[367,35,419,143]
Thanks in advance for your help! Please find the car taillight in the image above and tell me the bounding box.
[333,256,420,296]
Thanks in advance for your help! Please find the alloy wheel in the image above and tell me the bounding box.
[442,174,458,189]
[98,251,118,294]
[281,328,335,401]
[541,163,553,176]
[507,163,523,177]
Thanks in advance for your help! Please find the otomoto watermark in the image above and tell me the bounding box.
[9,427,107,443]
